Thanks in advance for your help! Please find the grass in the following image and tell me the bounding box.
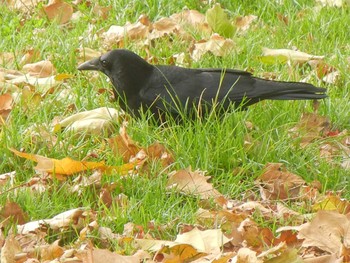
[1,0,350,245]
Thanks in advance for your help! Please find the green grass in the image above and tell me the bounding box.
[1,0,349,245]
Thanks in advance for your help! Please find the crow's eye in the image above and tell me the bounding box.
[101,60,108,67]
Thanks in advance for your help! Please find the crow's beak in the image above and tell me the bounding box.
[77,57,101,71]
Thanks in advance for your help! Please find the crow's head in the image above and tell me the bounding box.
[78,49,153,96]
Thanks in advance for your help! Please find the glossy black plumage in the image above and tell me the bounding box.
[78,49,327,119]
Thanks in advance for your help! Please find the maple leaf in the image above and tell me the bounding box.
[167,167,223,200]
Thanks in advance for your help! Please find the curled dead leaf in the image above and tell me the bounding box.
[167,167,223,199]
[256,163,309,200]
[56,107,124,135]
[297,210,350,256]
[170,9,211,34]
[192,34,235,61]
[22,60,56,78]
[44,0,74,24]
[0,93,13,121]
[235,15,258,32]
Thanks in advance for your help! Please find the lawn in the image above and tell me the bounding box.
[1,0,350,262]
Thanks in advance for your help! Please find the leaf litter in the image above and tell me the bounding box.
[1,1,349,262]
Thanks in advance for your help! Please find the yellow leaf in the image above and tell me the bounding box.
[10,148,105,175]
[55,73,74,81]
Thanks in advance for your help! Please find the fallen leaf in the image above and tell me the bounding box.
[22,60,56,77]
[0,235,22,263]
[289,112,331,147]
[167,167,223,199]
[146,142,174,168]
[235,15,258,32]
[108,124,141,162]
[297,210,350,255]
[17,208,91,234]
[77,247,151,263]
[40,240,64,261]
[103,15,150,46]
[56,107,124,135]
[260,47,324,64]
[137,227,230,254]
[206,3,235,38]
[170,9,211,34]
[316,0,344,7]
[0,93,13,121]
[77,47,102,62]
[0,52,16,65]
[192,34,235,61]
[176,228,231,253]
[234,247,259,262]
[159,244,207,262]
[44,0,74,24]
[0,171,15,186]
[256,163,308,200]
[313,194,350,214]
[0,201,28,225]
[10,148,106,176]
[7,0,40,11]
[92,4,111,20]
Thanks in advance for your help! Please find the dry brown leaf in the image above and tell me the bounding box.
[17,208,91,235]
[22,60,56,77]
[235,15,258,32]
[175,228,231,254]
[44,0,74,24]
[146,142,174,168]
[8,74,62,93]
[0,201,28,225]
[1,235,22,263]
[103,15,150,46]
[0,52,16,65]
[0,93,13,121]
[18,49,41,66]
[77,47,102,62]
[297,210,350,257]
[56,107,124,135]
[46,207,89,230]
[108,124,141,162]
[304,254,343,263]
[0,171,15,187]
[234,247,260,263]
[40,240,64,261]
[256,163,308,200]
[170,9,211,34]
[158,244,207,262]
[192,34,236,61]
[77,247,151,263]
[167,167,223,199]
[92,4,111,20]
[137,227,230,255]
[6,0,41,11]
[149,17,181,39]
[289,112,331,147]
[109,124,173,171]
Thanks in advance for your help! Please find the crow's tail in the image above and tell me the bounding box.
[255,79,327,101]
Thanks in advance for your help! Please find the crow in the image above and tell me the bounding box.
[78,49,327,119]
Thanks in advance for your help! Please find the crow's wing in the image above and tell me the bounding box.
[138,66,326,114]
[139,66,258,112]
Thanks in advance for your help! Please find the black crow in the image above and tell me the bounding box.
[78,49,327,119]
